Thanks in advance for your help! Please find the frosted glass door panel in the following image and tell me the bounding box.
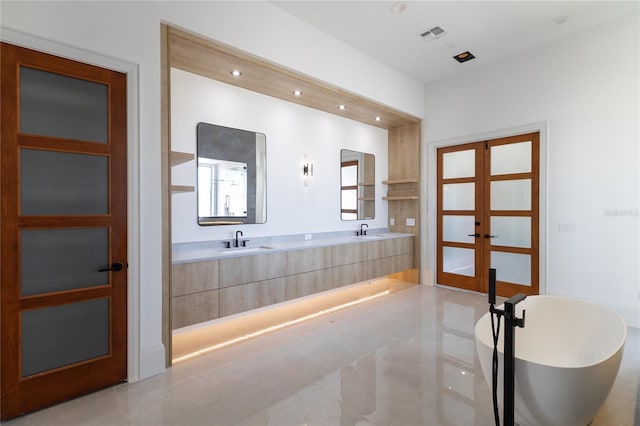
[443,215,476,244]
[21,148,108,216]
[21,228,109,296]
[490,179,531,211]
[443,247,475,277]
[443,150,475,179]
[443,183,475,211]
[21,298,109,377]
[491,252,531,286]
[490,217,531,248]
[20,66,108,143]
[490,141,531,175]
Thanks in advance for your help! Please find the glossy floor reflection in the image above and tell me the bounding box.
[4,284,639,425]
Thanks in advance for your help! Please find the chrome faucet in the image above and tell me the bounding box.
[359,223,368,236]
[235,230,243,247]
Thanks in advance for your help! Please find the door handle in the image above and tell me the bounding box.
[484,234,497,239]
[467,233,480,238]
[99,262,124,272]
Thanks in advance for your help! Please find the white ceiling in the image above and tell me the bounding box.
[271,1,639,85]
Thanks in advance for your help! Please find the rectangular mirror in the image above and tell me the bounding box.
[197,122,266,225]
[340,149,375,220]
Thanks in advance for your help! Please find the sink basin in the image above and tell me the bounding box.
[217,245,275,255]
[358,234,384,239]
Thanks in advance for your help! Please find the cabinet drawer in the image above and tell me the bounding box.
[172,290,219,329]
[219,278,286,317]
[220,252,286,288]
[172,260,219,297]
[286,269,333,300]
[286,246,332,275]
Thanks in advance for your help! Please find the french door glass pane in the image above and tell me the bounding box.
[490,141,531,175]
[443,149,475,179]
[21,228,109,296]
[491,252,531,286]
[20,148,108,216]
[443,247,475,277]
[20,66,108,143]
[443,183,475,211]
[490,217,531,248]
[443,215,476,244]
[341,165,357,185]
[342,189,357,210]
[490,179,531,211]
[21,298,110,377]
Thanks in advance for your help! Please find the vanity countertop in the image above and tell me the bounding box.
[173,232,413,264]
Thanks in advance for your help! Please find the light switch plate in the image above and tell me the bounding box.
[406,218,416,226]
[390,218,395,226]
[558,222,576,232]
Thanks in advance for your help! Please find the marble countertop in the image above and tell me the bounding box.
[172,231,413,264]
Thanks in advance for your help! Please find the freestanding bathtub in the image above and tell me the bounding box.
[475,295,626,426]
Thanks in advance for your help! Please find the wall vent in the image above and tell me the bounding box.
[420,26,446,40]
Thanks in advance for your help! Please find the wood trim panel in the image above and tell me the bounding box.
[166,26,419,130]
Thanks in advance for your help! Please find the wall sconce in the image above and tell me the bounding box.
[303,154,314,187]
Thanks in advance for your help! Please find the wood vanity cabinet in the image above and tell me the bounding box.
[171,236,413,329]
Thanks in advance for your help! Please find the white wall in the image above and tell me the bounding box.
[0,1,424,379]
[423,14,640,327]
[171,69,388,243]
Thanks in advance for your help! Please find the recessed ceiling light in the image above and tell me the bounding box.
[230,70,242,77]
[391,2,406,13]
[338,104,347,110]
[293,90,302,96]
[453,51,475,63]
[375,116,382,122]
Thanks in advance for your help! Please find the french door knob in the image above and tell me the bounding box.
[468,233,480,238]
[99,262,124,272]
[484,234,497,239]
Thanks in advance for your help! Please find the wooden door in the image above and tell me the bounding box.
[437,133,539,298]
[0,43,127,420]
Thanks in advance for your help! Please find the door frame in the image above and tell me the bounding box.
[423,122,548,295]
[0,28,142,382]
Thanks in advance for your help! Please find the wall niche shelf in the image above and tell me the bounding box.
[382,195,419,201]
[171,151,195,166]
[382,178,419,201]
[171,185,195,193]
[382,178,419,185]
[170,151,195,193]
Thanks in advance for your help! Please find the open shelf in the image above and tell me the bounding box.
[171,185,195,193]
[382,178,419,185]
[358,182,375,186]
[382,195,419,201]
[171,151,195,166]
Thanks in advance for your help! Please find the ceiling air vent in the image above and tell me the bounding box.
[420,26,446,41]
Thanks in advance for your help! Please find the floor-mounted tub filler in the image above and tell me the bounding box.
[475,295,627,426]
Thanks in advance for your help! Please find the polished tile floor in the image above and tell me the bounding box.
[4,284,639,425]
